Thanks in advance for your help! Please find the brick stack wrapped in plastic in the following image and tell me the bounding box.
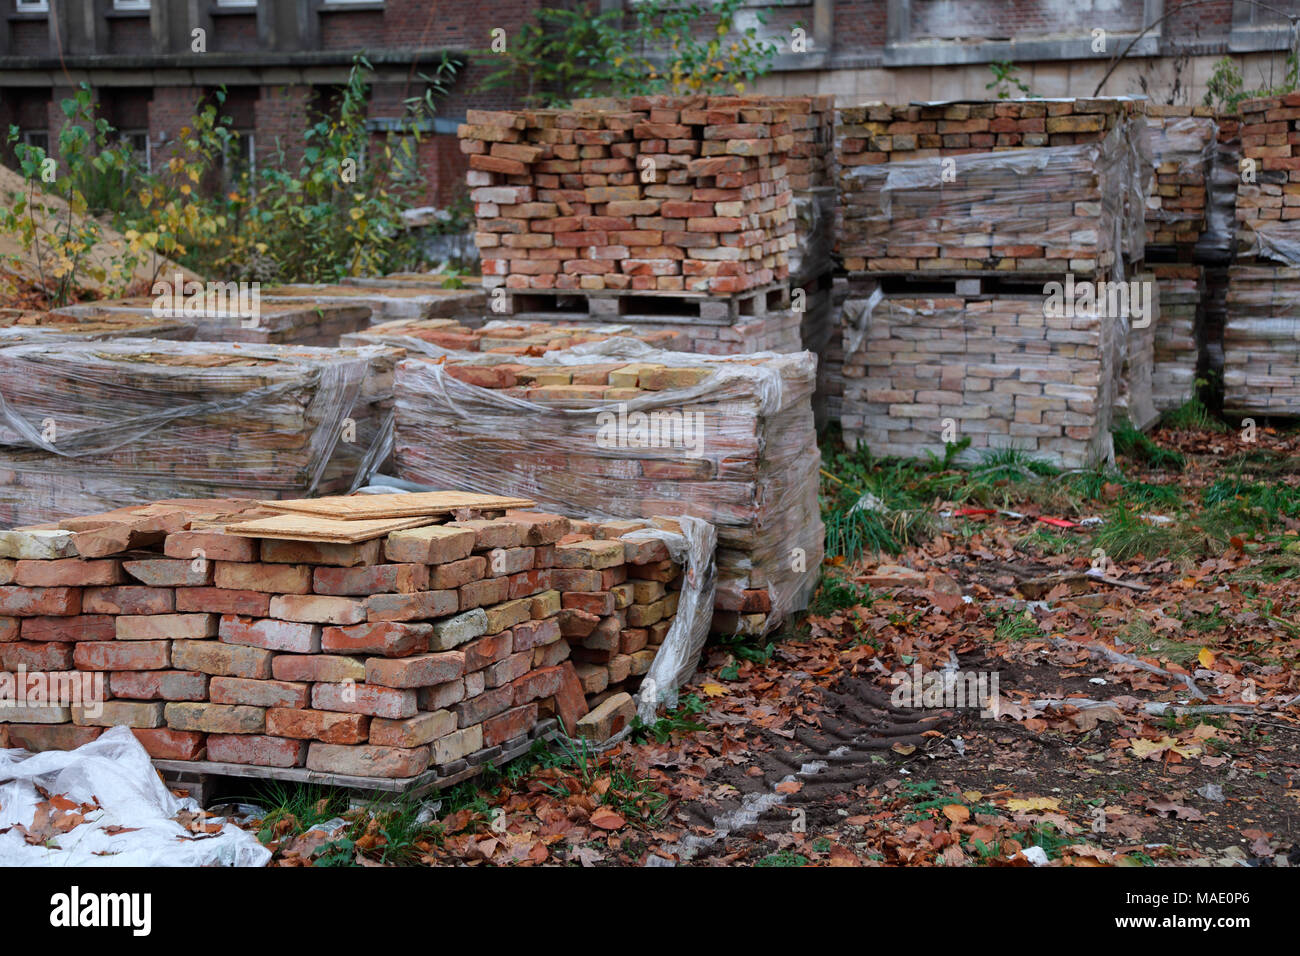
[391,341,822,636]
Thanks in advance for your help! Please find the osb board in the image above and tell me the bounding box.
[226,513,435,543]
[260,491,535,520]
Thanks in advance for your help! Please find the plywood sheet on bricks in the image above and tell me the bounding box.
[226,513,434,543]
[260,492,536,520]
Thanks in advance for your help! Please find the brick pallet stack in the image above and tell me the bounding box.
[1142,106,1217,412]
[459,96,809,356]
[0,494,704,779]
[392,346,822,635]
[342,318,685,356]
[1225,93,1300,414]
[260,281,488,328]
[0,341,397,528]
[55,298,371,346]
[0,310,197,345]
[833,98,1151,466]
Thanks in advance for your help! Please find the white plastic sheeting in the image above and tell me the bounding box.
[0,726,270,867]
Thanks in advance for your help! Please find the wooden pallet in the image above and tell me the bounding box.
[259,491,536,520]
[157,720,560,805]
[842,270,1127,298]
[495,281,791,326]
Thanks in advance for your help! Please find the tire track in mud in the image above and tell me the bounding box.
[652,674,952,864]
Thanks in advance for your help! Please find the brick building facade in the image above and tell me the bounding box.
[2,0,1300,207]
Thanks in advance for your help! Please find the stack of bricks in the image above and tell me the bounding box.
[459,96,795,296]
[260,281,488,328]
[0,341,397,528]
[1224,95,1300,414]
[342,318,685,357]
[1233,92,1300,257]
[840,291,1118,468]
[0,309,197,345]
[1144,105,1216,249]
[55,298,371,347]
[835,98,1144,276]
[0,499,696,778]
[1150,263,1204,411]
[393,349,822,635]
[574,94,836,283]
[1224,263,1300,414]
[830,97,1150,458]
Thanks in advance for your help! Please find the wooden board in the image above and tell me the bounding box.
[259,491,535,520]
[225,513,435,543]
[153,721,558,798]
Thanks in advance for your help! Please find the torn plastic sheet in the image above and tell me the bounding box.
[842,284,883,356]
[0,726,270,867]
[1246,220,1300,266]
[625,516,717,722]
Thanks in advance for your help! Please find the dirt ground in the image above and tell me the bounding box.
[245,417,1300,867]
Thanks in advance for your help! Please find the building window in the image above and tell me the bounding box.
[21,130,49,154]
[215,0,257,7]
[116,131,151,173]
[15,0,50,13]
[112,0,151,11]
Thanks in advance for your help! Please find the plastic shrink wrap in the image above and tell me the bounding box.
[0,340,398,527]
[393,340,823,635]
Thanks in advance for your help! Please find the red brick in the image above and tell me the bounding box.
[507,569,552,599]
[209,676,310,708]
[312,682,418,719]
[219,615,322,653]
[120,558,212,587]
[312,563,429,596]
[271,654,366,683]
[13,558,123,587]
[321,621,430,658]
[207,733,306,768]
[484,650,532,688]
[463,630,512,671]
[3,723,102,752]
[511,665,566,705]
[213,562,311,594]
[164,531,258,563]
[453,684,515,725]
[0,641,73,671]
[73,641,170,671]
[0,616,16,642]
[115,613,218,641]
[260,538,381,567]
[363,589,458,622]
[170,640,271,678]
[550,663,590,734]
[458,576,510,610]
[562,591,615,615]
[19,615,115,642]
[0,586,81,617]
[110,670,209,701]
[165,701,265,734]
[82,586,174,615]
[266,707,370,744]
[132,728,206,760]
[365,651,465,688]
[269,594,366,625]
[306,742,430,778]
[429,556,486,589]
[369,709,456,748]
[384,526,476,564]
[482,702,537,747]
[174,587,271,616]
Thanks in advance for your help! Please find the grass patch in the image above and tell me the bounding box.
[1113,419,1185,471]
[1161,387,1227,432]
